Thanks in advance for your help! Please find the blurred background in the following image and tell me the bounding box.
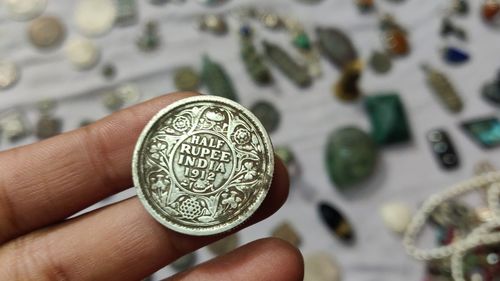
[1,0,500,280]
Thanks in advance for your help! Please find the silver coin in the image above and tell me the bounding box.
[133,96,274,236]
[5,0,47,21]
[0,61,20,90]
[28,16,66,49]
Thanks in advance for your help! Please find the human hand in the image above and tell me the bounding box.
[0,92,303,281]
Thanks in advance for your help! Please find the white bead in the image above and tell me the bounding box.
[380,202,412,235]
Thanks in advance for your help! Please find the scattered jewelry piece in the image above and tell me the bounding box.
[481,69,500,107]
[379,14,410,56]
[482,0,500,24]
[0,110,31,143]
[137,21,161,52]
[334,60,362,101]
[263,40,312,88]
[239,24,273,85]
[271,221,302,247]
[64,38,101,70]
[115,0,138,26]
[440,18,467,41]
[250,100,280,134]
[426,129,460,170]
[461,116,500,149]
[318,201,355,243]
[421,64,463,113]
[101,63,117,80]
[28,16,66,50]
[325,126,377,189]
[303,252,341,281]
[380,201,412,234]
[201,55,239,101]
[364,93,411,145]
[368,50,392,74]
[171,253,197,272]
[207,234,240,256]
[199,14,228,35]
[355,0,376,13]
[442,46,470,65]
[316,27,358,70]
[4,0,47,21]
[75,0,117,37]
[173,67,200,91]
[0,60,20,90]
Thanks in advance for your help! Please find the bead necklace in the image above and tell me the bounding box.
[403,172,500,279]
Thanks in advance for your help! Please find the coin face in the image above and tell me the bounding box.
[28,16,66,49]
[5,0,47,21]
[133,96,274,235]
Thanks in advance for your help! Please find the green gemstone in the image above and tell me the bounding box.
[364,93,411,145]
[325,127,378,189]
[293,33,311,50]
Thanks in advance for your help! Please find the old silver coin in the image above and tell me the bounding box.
[5,0,47,21]
[133,95,274,236]
[0,61,20,90]
[28,16,66,49]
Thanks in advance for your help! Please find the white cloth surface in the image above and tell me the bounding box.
[1,0,500,280]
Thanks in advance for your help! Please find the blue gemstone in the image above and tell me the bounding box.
[443,47,470,64]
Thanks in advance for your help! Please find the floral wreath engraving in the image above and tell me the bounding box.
[138,101,271,228]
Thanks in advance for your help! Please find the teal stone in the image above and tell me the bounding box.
[364,93,411,145]
[325,127,378,189]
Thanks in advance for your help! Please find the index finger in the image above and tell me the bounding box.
[0,92,197,243]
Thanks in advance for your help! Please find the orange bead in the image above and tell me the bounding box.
[482,1,500,21]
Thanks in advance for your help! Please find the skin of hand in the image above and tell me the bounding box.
[0,92,304,281]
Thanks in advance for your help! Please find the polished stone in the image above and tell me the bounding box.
[364,93,411,145]
[318,201,355,243]
[325,126,377,189]
[380,202,412,234]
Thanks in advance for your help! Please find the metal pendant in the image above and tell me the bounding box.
[421,64,463,113]
[379,14,410,56]
[201,55,239,102]
[426,129,460,170]
[239,25,273,85]
[316,27,358,69]
[481,70,500,106]
[263,40,312,88]
[334,60,363,101]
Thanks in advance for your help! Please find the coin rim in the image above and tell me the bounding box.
[132,95,274,236]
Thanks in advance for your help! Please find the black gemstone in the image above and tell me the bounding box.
[318,202,355,244]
